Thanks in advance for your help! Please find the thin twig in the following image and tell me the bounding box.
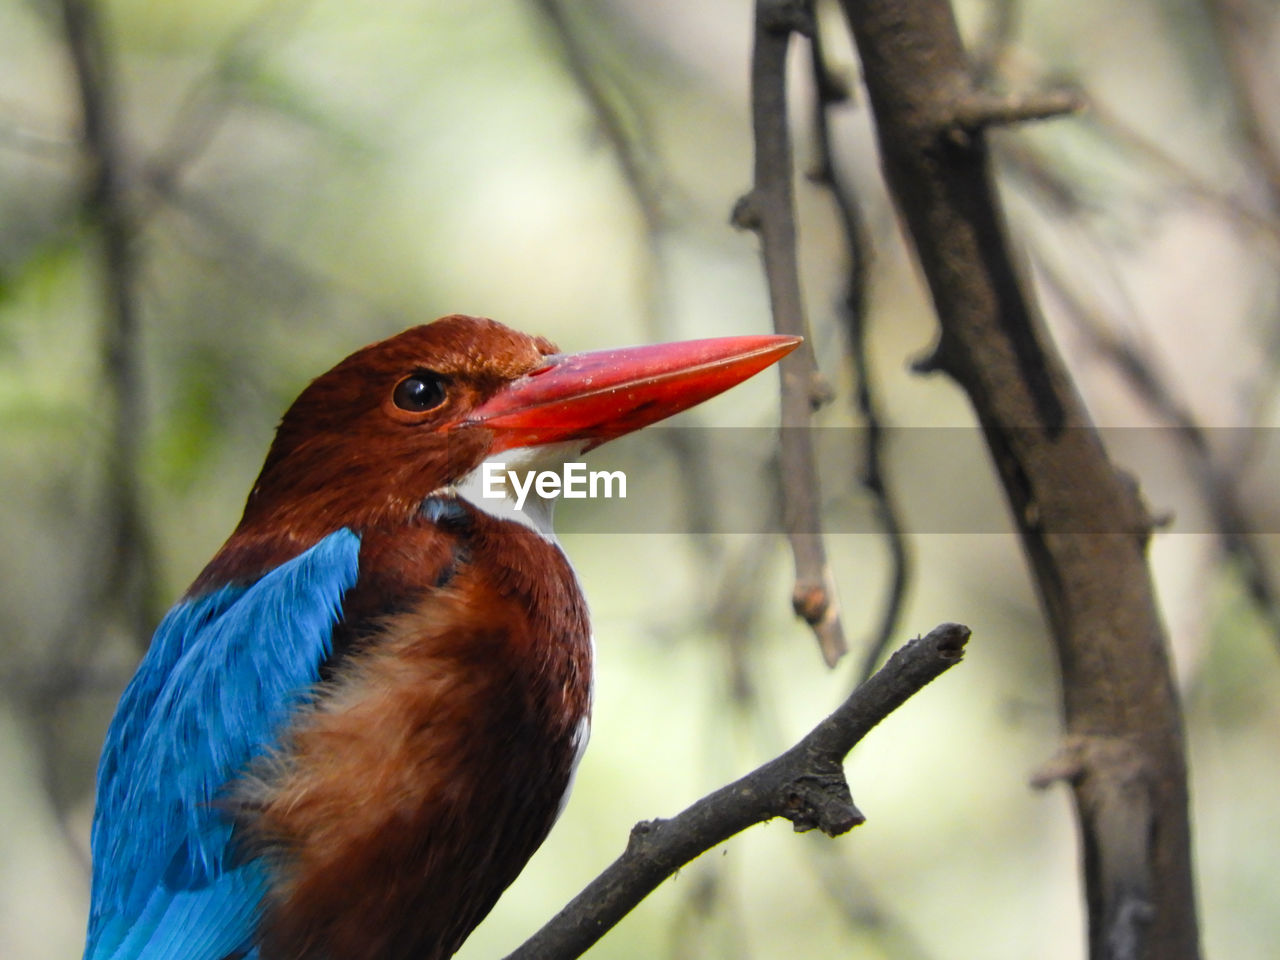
[805,3,911,681]
[158,182,393,323]
[32,0,159,875]
[998,77,1280,253]
[733,0,847,666]
[1201,0,1280,532]
[952,88,1083,130]
[707,524,934,959]
[805,838,938,960]
[525,0,664,339]
[670,551,774,960]
[0,117,77,158]
[1006,114,1280,648]
[504,622,970,960]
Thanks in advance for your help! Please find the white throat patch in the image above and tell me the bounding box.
[450,442,587,542]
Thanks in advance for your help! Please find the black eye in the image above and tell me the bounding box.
[393,372,447,412]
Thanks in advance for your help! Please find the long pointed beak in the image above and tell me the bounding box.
[463,334,801,454]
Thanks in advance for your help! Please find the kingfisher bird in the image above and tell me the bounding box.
[84,314,798,960]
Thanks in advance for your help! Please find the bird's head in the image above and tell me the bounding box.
[237,314,798,537]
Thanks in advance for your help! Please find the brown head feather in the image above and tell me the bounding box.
[193,315,557,591]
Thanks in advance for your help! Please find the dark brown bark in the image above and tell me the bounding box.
[836,2,1198,958]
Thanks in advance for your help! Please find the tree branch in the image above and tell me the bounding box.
[733,0,847,667]
[804,8,912,682]
[504,622,970,960]
[836,1,1200,957]
[951,88,1083,131]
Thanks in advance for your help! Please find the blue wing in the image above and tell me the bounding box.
[85,528,362,960]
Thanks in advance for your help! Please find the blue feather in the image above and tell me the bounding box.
[84,528,361,960]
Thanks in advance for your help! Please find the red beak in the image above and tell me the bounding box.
[464,334,801,454]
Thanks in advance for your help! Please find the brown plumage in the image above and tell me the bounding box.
[192,316,557,593]
[248,509,590,960]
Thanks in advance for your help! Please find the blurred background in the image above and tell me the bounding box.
[3,0,1279,957]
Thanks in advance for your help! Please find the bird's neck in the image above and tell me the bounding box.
[189,442,581,596]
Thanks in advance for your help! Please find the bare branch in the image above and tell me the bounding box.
[504,622,970,960]
[733,0,847,666]
[805,8,911,681]
[837,1,1201,957]
[805,839,939,960]
[0,116,77,159]
[952,87,1084,131]
[22,0,163,874]
[1004,116,1280,644]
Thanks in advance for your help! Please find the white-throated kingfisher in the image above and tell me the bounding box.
[84,315,798,960]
